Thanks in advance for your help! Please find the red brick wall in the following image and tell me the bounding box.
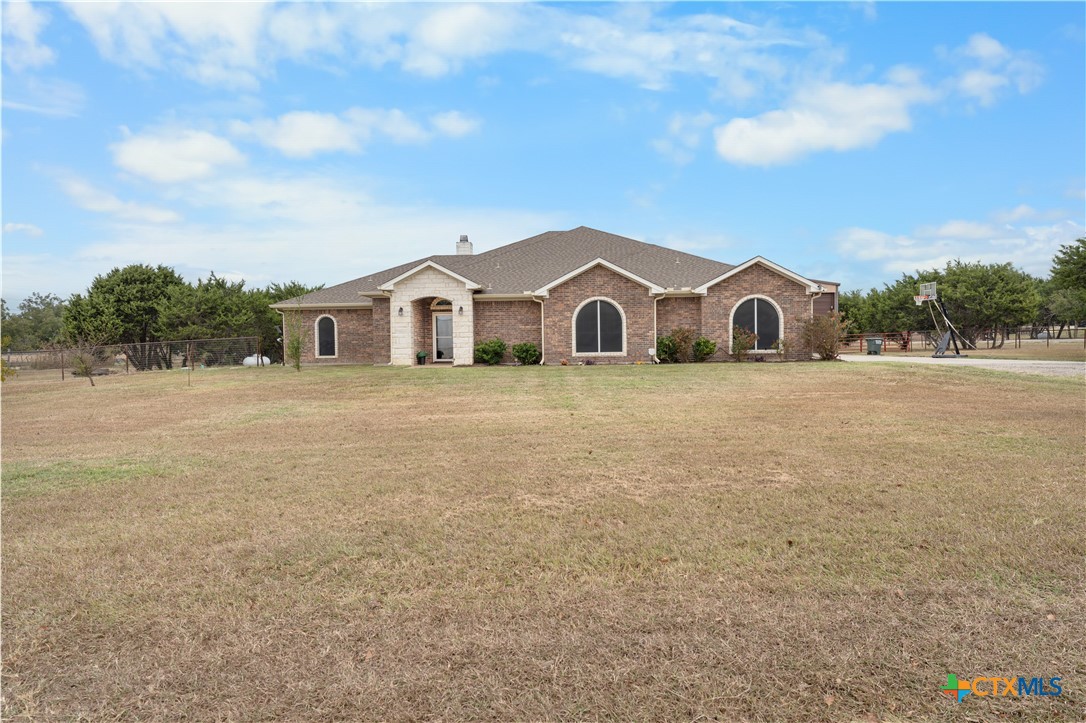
[543,265,655,364]
[372,298,391,365]
[701,264,811,361]
[282,307,374,364]
[472,300,543,364]
[657,296,702,337]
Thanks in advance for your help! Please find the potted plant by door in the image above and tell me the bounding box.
[416,351,428,365]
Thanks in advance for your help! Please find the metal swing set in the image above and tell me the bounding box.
[913,282,974,358]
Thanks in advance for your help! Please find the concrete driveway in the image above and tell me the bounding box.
[840,354,1085,379]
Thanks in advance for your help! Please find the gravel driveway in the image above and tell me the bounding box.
[840,354,1085,379]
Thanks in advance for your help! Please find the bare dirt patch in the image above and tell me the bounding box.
[3,363,1083,720]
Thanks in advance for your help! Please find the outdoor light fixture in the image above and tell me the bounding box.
[398,307,404,316]
[458,306,464,315]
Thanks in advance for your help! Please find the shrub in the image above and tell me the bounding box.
[655,335,678,363]
[511,342,541,366]
[671,327,696,363]
[731,325,758,362]
[800,312,848,360]
[473,337,507,365]
[772,337,789,360]
[692,336,717,362]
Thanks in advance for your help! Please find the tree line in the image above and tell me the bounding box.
[838,239,1086,347]
[1,264,321,367]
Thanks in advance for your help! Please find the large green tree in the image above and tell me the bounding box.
[64,264,185,369]
[155,273,255,341]
[1050,238,1086,291]
[938,260,1039,346]
[1,293,66,350]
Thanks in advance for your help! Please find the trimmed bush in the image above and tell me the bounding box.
[692,336,717,362]
[655,334,678,363]
[473,338,507,365]
[671,327,696,363]
[511,342,541,366]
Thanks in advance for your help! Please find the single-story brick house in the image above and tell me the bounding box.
[271,226,838,365]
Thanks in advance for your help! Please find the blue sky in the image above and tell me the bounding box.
[2,1,1083,306]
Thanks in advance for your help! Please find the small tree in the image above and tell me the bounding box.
[511,342,541,365]
[692,336,716,362]
[66,336,111,387]
[801,312,848,360]
[731,326,758,362]
[282,306,306,371]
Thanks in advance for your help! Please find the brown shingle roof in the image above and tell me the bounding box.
[274,226,746,306]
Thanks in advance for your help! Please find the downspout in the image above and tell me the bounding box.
[534,296,545,365]
[652,293,662,363]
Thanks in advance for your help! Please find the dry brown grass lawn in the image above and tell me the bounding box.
[2,363,1084,721]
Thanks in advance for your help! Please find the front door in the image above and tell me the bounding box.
[434,314,453,361]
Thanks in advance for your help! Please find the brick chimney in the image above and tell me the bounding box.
[456,234,473,255]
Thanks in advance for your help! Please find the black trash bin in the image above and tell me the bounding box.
[866,338,883,355]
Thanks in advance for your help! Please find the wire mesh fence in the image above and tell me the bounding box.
[4,337,268,380]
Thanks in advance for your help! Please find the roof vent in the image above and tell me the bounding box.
[457,234,473,255]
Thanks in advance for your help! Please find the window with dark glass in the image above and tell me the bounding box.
[317,316,336,356]
[575,300,623,353]
[734,298,779,350]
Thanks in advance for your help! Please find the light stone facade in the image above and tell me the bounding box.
[387,267,475,366]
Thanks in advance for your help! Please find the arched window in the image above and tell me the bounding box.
[316,316,337,357]
[733,297,780,351]
[575,299,624,354]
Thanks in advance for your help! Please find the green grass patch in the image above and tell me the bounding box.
[1,459,162,499]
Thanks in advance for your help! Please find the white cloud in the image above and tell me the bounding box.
[62,1,269,89]
[835,214,1084,277]
[951,33,1043,106]
[2,0,56,71]
[2,76,85,117]
[3,223,44,237]
[57,176,181,224]
[714,67,938,166]
[231,108,472,158]
[403,4,525,77]
[58,2,824,99]
[111,129,245,183]
[231,112,363,158]
[430,111,481,138]
[652,111,716,165]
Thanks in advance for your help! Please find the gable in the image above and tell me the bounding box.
[694,256,821,294]
[534,258,664,296]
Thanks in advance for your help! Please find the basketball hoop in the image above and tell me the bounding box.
[914,295,931,306]
[919,282,937,300]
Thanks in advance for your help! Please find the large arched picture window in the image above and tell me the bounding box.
[733,298,780,351]
[575,299,623,353]
[317,316,337,357]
